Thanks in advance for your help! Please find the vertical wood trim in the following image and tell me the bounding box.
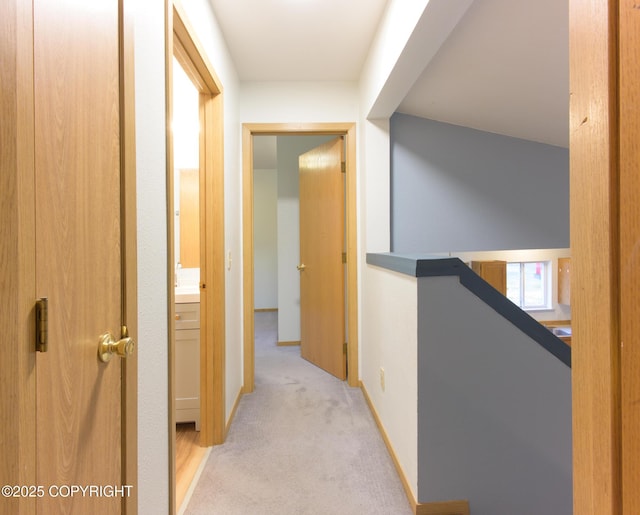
[198,96,211,446]
[0,0,37,513]
[345,125,359,387]
[120,0,138,512]
[202,90,226,445]
[242,125,256,393]
[166,2,178,514]
[569,0,621,513]
[619,0,640,511]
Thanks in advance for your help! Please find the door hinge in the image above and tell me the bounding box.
[342,252,347,264]
[36,298,48,352]
[341,161,346,174]
[343,342,348,354]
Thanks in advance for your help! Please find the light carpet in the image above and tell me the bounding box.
[184,311,412,515]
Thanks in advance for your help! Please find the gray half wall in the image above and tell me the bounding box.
[390,113,569,252]
[417,275,572,514]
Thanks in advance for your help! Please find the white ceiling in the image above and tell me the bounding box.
[208,0,388,81]
[209,0,568,148]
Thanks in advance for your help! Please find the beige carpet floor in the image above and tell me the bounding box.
[184,311,412,515]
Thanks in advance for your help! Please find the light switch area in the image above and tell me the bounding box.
[380,367,385,391]
[227,251,232,271]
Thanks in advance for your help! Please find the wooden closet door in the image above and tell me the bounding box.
[34,0,125,513]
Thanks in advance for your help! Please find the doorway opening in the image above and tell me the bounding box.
[168,3,226,513]
[242,124,359,393]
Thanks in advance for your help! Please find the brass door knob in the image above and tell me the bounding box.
[98,331,135,363]
[297,263,306,271]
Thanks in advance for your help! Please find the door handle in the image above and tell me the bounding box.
[297,263,306,271]
[98,327,135,363]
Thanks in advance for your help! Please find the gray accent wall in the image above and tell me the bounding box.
[417,275,572,514]
[390,113,569,253]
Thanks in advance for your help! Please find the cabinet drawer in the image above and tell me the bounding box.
[175,302,200,330]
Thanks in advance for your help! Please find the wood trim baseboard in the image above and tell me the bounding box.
[255,308,278,312]
[277,340,301,347]
[359,381,417,512]
[417,501,470,515]
[359,381,470,515]
[225,388,243,438]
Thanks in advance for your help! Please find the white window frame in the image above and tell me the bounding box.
[507,261,551,310]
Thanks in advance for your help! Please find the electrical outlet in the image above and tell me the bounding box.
[380,367,385,391]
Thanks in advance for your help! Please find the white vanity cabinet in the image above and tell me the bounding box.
[175,301,200,430]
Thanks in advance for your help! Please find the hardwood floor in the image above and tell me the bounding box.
[176,423,207,511]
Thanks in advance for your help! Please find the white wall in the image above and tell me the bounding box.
[135,1,241,512]
[134,1,169,512]
[254,169,278,309]
[240,82,359,123]
[360,266,419,497]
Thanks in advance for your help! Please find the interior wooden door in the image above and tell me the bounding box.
[34,0,126,512]
[298,137,346,380]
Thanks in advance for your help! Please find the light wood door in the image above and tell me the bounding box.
[298,137,346,380]
[34,0,126,512]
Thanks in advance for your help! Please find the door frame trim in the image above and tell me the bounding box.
[242,123,359,392]
[120,0,138,512]
[167,2,226,513]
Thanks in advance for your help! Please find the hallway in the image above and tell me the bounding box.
[183,311,411,514]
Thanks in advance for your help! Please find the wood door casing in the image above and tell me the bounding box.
[298,137,346,380]
[620,0,640,511]
[34,0,123,512]
[569,0,621,512]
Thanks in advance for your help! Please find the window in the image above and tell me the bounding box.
[506,261,550,310]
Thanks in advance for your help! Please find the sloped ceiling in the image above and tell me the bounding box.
[398,0,569,148]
